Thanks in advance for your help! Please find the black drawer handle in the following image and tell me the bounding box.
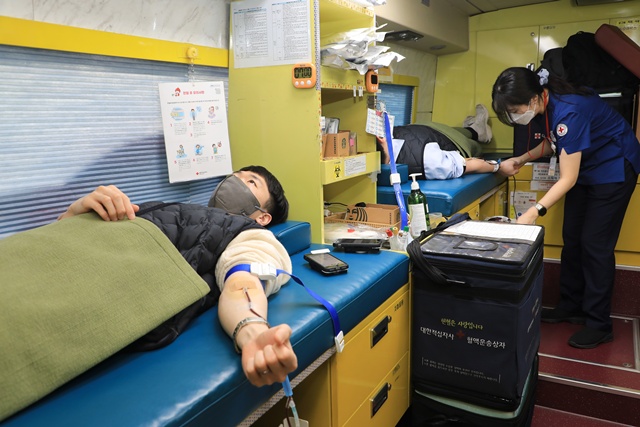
[370,315,392,348]
[370,382,391,417]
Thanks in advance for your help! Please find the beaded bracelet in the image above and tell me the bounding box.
[232,317,270,353]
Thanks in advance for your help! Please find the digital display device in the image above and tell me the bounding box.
[292,63,317,89]
[365,70,379,93]
[294,67,313,79]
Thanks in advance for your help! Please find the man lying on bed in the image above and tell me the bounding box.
[58,165,297,388]
[377,105,506,179]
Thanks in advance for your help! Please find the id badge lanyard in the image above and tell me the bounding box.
[543,91,558,176]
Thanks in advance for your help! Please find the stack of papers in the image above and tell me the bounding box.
[321,25,405,75]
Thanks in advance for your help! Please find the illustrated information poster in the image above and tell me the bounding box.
[231,0,311,68]
[158,81,233,183]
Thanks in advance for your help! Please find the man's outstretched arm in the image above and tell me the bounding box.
[216,229,297,387]
[218,271,297,386]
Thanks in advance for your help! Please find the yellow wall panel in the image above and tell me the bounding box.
[228,62,324,239]
[475,26,539,113]
[612,16,640,44]
[538,20,606,59]
[432,36,476,125]
[0,16,228,67]
[434,0,640,153]
[470,0,640,31]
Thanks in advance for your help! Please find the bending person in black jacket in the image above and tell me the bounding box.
[377,105,507,179]
[57,165,297,388]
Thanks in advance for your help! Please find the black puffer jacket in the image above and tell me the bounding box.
[394,125,459,178]
[132,202,263,350]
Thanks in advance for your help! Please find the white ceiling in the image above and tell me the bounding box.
[377,0,563,55]
[447,0,559,16]
[377,0,626,54]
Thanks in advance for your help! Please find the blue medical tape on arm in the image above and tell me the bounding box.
[226,263,277,284]
[225,264,345,353]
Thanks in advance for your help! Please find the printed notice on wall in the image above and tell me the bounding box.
[231,0,311,68]
[158,81,233,183]
[510,191,538,220]
[344,155,367,177]
[531,163,559,181]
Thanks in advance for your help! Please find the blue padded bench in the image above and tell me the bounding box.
[377,164,506,216]
[4,220,409,427]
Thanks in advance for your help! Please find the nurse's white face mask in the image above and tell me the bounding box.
[510,99,537,125]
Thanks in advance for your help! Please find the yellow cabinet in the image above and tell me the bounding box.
[475,26,539,110]
[330,285,410,426]
[342,353,410,427]
[252,284,410,427]
[229,0,379,243]
[457,182,507,222]
[508,165,564,258]
[435,6,640,153]
[463,203,480,221]
[479,182,508,220]
[508,164,640,266]
[251,362,332,427]
[537,20,606,59]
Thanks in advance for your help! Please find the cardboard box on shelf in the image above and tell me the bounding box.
[348,131,357,156]
[322,131,356,158]
[345,203,400,225]
[325,212,400,230]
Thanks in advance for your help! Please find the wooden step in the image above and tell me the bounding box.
[532,406,633,427]
[538,261,640,426]
[542,261,640,318]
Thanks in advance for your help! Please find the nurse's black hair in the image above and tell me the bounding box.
[491,67,592,126]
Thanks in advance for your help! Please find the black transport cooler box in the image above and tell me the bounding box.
[408,217,544,411]
[411,356,538,427]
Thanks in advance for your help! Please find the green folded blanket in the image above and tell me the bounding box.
[0,213,211,421]
[425,121,483,158]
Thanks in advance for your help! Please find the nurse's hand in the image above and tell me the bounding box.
[516,206,538,224]
[498,158,521,177]
[57,185,139,222]
[241,324,298,387]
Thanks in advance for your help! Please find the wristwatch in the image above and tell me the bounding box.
[485,159,500,173]
[534,203,547,217]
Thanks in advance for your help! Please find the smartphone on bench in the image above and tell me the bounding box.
[333,238,384,254]
[304,251,349,275]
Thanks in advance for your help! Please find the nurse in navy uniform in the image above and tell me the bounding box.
[491,66,640,349]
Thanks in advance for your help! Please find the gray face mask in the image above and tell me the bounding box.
[208,175,263,217]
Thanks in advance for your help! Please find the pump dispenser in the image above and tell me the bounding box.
[408,173,430,238]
